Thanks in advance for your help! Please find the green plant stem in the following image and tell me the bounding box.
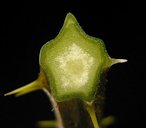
[85,103,100,128]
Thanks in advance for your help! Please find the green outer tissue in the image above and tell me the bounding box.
[39,13,114,102]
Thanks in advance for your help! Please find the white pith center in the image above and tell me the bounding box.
[55,43,94,88]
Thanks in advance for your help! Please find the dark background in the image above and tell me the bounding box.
[0,0,145,128]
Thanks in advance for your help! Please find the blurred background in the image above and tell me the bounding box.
[0,0,145,128]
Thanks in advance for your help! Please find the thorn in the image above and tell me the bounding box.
[36,120,56,128]
[4,80,40,97]
[111,58,128,65]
